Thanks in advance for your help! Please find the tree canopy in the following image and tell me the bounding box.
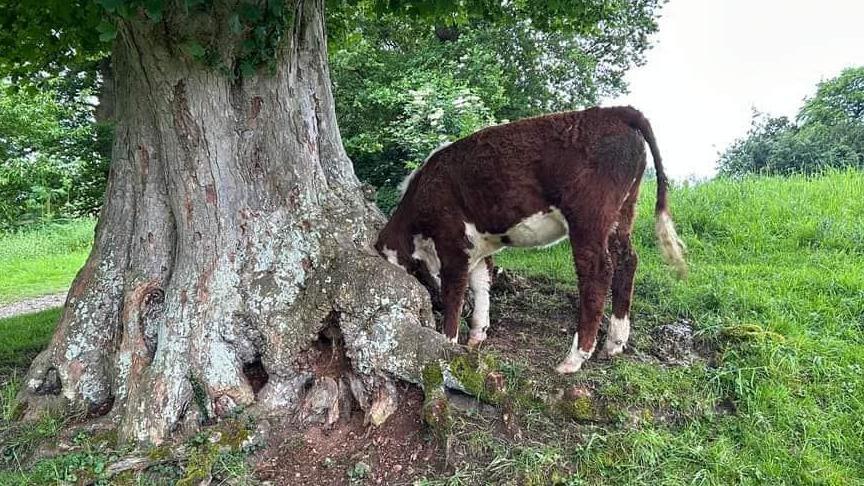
[330,1,662,209]
[1,1,662,79]
[1,0,665,214]
[718,66,864,176]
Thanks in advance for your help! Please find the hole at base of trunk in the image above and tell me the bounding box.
[243,357,269,394]
[89,395,115,417]
[309,312,350,378]
[34,367,62,396]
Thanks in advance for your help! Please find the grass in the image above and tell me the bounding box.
[443,169,864,484]
[0,219,95,304]
[0,309,64,478]
[0,308,62,372]
[1,171,863,484]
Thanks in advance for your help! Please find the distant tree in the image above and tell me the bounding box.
[798,67,864,126]
[0,81,110,227]
[718,67,864,176]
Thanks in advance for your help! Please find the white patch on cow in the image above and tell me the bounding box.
[396,169,419,199]
[382,246,405,271]
[397,141,453,200]
[603,314,630,356]
[505,206,569,248]
[467,264,492,348]
[464,222,506,266]
[555,333,596,374]
[464,207,569,265]
[411,234,442,287]
[655,210,687,278]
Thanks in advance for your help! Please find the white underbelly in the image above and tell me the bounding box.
[504,208,569,248]
[464,207,569,265]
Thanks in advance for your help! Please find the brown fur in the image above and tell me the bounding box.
[375,106,684,356]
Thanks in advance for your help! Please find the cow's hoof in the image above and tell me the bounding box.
[466,331,487,349]
[555,360,584,374]
[601,342,625,358]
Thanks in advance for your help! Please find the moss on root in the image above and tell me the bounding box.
[422,361,444,391]
[176,418,252,485]
[147,444,172,461]
[422,391,452,440]
[448,352,503,403]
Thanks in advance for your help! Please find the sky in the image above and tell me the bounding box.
[607,0,864,180]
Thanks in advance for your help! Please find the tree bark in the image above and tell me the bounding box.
[19,0,450,445]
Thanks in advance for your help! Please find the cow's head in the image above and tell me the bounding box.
[375,234,443,311]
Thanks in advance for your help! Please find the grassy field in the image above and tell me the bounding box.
[1,171,862,484]
[0,219,94,304]
[481,169,864,484]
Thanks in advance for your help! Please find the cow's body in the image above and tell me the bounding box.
[375,106,686,373]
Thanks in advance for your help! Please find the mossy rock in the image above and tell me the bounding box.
[90,429,119,449]
[558,396,608,422]
[216,419,250,449]
[447,352,502,402]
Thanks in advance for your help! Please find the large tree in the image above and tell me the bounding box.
[0,0,663,445]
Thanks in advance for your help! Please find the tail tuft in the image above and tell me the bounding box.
[655,210,688,279]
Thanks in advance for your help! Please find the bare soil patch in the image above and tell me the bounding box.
[255,386,443,485]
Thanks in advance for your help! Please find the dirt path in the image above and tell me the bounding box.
[0,293,66,320]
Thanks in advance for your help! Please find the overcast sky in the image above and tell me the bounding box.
[607,0,864,180]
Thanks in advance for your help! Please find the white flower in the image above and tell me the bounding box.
[428,108,445,122]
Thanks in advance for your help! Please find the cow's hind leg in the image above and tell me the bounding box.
[466,258,493,348]
[604,237,637,356]
[603,198,639,357]
[556,235,613,373]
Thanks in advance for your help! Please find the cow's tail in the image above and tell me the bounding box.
[614,106,688,279]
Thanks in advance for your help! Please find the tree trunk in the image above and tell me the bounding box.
[18,0,450,445]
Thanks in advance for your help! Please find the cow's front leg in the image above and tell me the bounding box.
[556,239,613,374]
[466,260,493,348]
[440,256,471,344]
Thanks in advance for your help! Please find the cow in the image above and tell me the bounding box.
[375,106,687,373]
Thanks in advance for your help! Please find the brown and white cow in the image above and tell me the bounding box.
[375,106,687,373]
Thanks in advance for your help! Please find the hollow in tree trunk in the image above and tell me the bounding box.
[18,0,451,445]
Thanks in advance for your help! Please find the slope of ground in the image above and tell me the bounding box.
[0,171,862,484]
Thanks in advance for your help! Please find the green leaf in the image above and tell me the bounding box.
[254,26,268,43]
[184,0,207,9]
[240,60,256,77]
[240,4,263,22]
[241,39,257,54]
[98,0,124,13]
[229,14,243,34]
[268,0,285,18]
[180,41,206,59]
[144,0,164,23]
[96,21,117,42]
